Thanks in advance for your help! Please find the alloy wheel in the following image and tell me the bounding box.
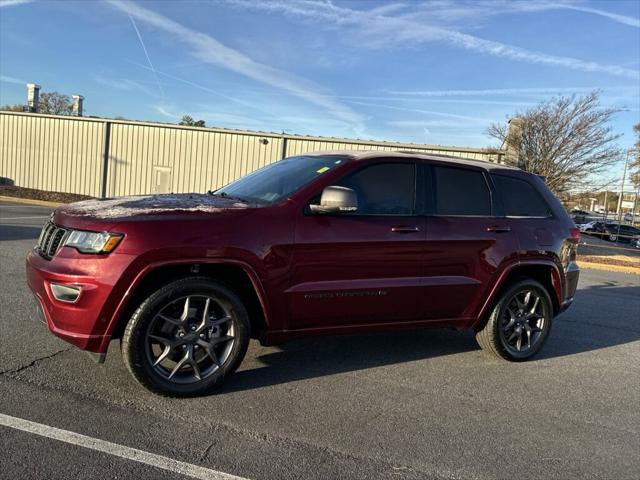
[144,295,235,384]
[499,289,546,355]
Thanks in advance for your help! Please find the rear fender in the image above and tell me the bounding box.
[471,259,562,330]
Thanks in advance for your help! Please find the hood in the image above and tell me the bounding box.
[55,194,253,225]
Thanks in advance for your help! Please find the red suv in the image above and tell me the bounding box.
[26,152,580,396]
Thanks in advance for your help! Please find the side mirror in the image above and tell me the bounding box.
[309,186,358,214]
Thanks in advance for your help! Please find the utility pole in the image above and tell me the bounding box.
[616,150,630,220]
[613,150,633,244]
[632,187,639,226]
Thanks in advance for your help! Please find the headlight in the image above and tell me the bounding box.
[64,230,123,254]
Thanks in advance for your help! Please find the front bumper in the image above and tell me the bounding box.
[26,247,134,355]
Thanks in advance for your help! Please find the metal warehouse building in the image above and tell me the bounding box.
[0,111,519,198]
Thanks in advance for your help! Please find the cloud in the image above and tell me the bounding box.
[0,0,34,7]
[106,0,365,132]
[128,60,276,117]
[384,86,614,97]
[548,3,639,28]
[93,75,147,91]
[153,104,177,119]
[0,74,26,85]
[127,14,165,98]
[387,119,468,128]
[407,1,640,28]
[226,0,639,80]
[382,86,640,108]
[345,99,491,124]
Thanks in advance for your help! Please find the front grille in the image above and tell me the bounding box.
[37,222,69,259]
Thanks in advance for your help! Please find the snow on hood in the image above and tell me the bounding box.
[61,194,249,219]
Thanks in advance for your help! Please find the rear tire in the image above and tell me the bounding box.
[121,277,250,396]
[476,279,552,361]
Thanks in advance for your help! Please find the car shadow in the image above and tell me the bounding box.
[223,282,640,393]
[224,327,478,393]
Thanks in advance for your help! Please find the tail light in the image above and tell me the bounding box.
[569,227,581,243]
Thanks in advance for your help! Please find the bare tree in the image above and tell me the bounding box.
[38,91,73,115]
[0,104,25,112]
[487,92,622,195]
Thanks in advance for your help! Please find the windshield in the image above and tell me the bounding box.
[215,155,348,204]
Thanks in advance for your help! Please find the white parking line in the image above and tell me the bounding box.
[0,413,249,480]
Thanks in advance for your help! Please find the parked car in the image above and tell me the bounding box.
[610,224,640,243]
[27,152,580,396]
[571,208,590,215]
[578,221,640,242]
[579,221,607,235]
[584,222,640,243]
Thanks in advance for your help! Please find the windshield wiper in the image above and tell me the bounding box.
[208,191,248,203]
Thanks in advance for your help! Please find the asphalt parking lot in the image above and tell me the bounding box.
[1,200,639,480]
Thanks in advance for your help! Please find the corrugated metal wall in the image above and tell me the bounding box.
[0,113,104,197]
[0,112,504,198]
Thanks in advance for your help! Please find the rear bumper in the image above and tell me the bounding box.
[559,296,574,313]
[25,248,133,355]
[559,261,580,314]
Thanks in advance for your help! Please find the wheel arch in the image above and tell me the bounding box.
[104,259,271,348]
[474,260,562,330]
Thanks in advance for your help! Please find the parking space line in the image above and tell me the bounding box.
[0,413,248,480]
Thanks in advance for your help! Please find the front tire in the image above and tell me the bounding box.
[476,280,553,361]
[121,277,250,396]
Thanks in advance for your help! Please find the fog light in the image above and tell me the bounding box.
[50,283,81,303]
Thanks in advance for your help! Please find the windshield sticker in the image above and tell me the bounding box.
[316,166,330,174]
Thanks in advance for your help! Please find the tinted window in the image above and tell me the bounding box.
[335,163,415,215]
[434,166,491,216]
[609,225,639,234]
[491,174,551,217]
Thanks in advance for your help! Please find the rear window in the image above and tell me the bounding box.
[434,166,491,216]
[491,174,551,217]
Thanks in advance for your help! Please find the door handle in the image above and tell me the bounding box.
[391,226,420,233]
[487,226,511,233]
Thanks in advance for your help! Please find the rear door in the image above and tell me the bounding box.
[421,164,519,321]
[289,161,427,328]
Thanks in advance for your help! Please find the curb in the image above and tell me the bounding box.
[0,195,63,207]
[577,260,640,275]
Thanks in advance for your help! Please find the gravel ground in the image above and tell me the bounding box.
[0,185,93,204]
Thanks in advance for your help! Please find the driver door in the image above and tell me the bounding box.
[288,161,427,329]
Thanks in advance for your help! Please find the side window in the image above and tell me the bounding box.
[434,166,491,216]
[335,162,415,215]
[491,174,551,217]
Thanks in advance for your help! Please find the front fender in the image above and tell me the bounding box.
[96,253,271,354]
